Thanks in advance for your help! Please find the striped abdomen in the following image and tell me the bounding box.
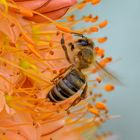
[47,69,86,102]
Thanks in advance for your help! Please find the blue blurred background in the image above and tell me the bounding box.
[75,0,140,139]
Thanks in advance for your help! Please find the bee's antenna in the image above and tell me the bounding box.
[72,33,87,39]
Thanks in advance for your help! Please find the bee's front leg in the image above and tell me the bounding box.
[68,42,75,51]
[61,34,71,63]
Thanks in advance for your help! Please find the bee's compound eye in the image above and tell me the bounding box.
[78,39,89,46]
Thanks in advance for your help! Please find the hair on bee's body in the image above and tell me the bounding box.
[71,37,95,70]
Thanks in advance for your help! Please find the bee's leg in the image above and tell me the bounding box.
[80,83,88,99]
[61,34,71,63]
[68,42,75,51]
[51,65,73,84]
[66,83,88,111]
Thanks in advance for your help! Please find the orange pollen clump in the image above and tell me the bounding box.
[90,26,99,32]
[96,77,102,83]
[91,0,101,5]
[104,84,115,92]
[91,16,99,22]
[89,108,100,116]
[82,14,98,23]
[49,41,53,48]
[99,20,108,28]
[77,2,86,10]
[98,57,112,68]
[67,15,75,22]
[91,68,97,73]
[96,102,107,110]
[84,0,92,2]
[87,104,100,116]
[103,57,112,63]
[95,47,105,57]
[97,37,108,43]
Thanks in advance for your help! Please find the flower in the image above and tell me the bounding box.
[0,0,117,140]
[0,92,15,114]
[11,0,77,22]
[0,111,85,140]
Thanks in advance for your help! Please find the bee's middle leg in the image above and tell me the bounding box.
[51,65,73,84]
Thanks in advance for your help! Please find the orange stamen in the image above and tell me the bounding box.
[77,3,86,10]
[56,24,81,34]
[90,26,99,32]
[96,77,102,83]
[91,15,99,23]
[97,37,108,43]
[91,0,101,5]
[41,125,64,137]
[8,2,80,35]
[87,104,100,116]
[8,3,33,17]
[99,20,108,28]
[103,57,112,63]
[98,57,112,68]
[89,108,100,116]
[91,68,97,73]
[96,102,107,110]
[82,15,98,23]
[95,47,105,57]
[104,84,115,92]
[19,7,33,17]
[84,0,92,3]
[67,15,75,22]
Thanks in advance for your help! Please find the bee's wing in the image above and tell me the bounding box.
[95,61,123,86]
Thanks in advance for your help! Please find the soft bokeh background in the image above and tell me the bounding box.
[75,0,140,140]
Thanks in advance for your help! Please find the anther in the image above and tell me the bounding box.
[49,51,54,55]
[10,23,15,27]
[2,132,6,135]
[52,102,56,106]
[56,31,60,36]
[66,110,71,115]
[17,131,21,135]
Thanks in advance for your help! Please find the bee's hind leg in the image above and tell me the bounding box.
[61,34,71,63]
[66,83,88,111]
[80,83,88,99]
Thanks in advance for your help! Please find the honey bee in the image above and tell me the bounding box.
[47,34,120,110]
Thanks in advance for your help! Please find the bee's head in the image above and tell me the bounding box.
[75,35,94,49]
